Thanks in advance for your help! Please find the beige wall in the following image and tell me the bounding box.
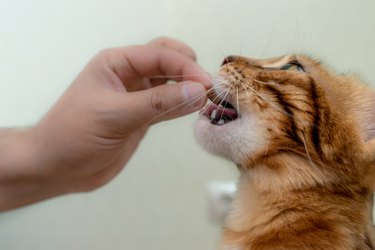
[0,1,374,250]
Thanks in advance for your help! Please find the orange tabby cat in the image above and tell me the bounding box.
[194,55,375,249]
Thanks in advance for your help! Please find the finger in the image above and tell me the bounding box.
[149,78,168,87]
[123,77,152,92]
[149,36,197,61]
[98,45,211,91]
[116,81,208,127]
[147,37,201,87]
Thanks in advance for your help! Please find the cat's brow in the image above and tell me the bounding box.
[259,56,290,69]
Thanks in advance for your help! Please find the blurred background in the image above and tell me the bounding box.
[0,0,374,249]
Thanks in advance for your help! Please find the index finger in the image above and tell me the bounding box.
[103,45,212,90]
[149,36,197,61]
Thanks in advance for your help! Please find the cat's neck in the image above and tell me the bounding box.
[226,159,372,233]
[222,166,374,249]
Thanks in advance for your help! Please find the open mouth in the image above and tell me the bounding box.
[202,90,239,126]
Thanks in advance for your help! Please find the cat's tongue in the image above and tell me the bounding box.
[203,103,238,126]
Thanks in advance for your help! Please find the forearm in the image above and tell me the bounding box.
[0,128,66,211]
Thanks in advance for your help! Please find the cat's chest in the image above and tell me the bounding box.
[225,176,277,232]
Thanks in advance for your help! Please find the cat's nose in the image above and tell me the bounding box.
[221,56,237,66]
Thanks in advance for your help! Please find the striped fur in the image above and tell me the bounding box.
[195,55,375,249]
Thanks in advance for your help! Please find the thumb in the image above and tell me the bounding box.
[120,81,207,126]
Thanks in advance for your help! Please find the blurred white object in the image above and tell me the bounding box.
[207,181,237,224]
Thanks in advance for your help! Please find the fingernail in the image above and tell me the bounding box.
[202,73,212,88]
[193,66,212,88]
[182,82,207,108]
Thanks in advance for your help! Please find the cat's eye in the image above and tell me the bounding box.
[280,61,304,72]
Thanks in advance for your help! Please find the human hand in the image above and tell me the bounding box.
[0,37,210,210]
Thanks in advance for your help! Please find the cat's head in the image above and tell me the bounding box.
[195,55,375,187]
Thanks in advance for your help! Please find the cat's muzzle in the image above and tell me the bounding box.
[201,90,239,126]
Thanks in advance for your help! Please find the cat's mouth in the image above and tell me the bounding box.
[202,90,239,126]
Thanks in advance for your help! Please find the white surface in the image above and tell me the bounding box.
[0,1,375,250]
[207,182,237,224]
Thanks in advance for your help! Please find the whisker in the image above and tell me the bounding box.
[252,79,320,129]
[236,86,240,115]
[253,79,269,85]
[150,79,233,123]
[237,79,295,120]
[219,84,233,106]
[238,80,270,104]
[218,84,234,121]
[264,129,271,159]
[239,78,320,164]
[200,86,232,115]
[236,80,252,99]
[301,133,315,168]
[237,78,320,131]
[151,73,213,79]
[149,89,210,123]
[259,26,276,58]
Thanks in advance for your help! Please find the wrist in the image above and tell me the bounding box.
[0,128,68,211]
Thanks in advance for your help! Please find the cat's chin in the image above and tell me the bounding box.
[194,113,267,164]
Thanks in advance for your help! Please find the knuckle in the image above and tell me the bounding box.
[151,37,196,61]
[185,49,197,61]
[150,89,166,114]
[96,48,116,60]
[150,36,170,47]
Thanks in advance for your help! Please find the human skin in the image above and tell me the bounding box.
[0,37,211,211]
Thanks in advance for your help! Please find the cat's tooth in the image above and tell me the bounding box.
[211,109,218,120]
[217,119,225,125]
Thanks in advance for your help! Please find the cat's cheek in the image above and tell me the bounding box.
[193,116,267,164]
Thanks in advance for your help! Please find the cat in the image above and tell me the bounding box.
[194,55,375,249]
